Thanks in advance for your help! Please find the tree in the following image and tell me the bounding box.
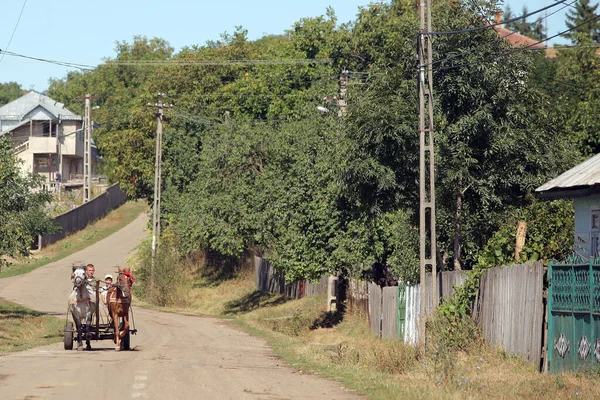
[0,136,56,268]
[552,36,600,155]
[562,0,600,43]
[339,1,576,270]
[0,82,24,107]
[504,5,547,41]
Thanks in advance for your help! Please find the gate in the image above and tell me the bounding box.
[547,256,600,373]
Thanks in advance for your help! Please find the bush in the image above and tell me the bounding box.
[133,238,189,307]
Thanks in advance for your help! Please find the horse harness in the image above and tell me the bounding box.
[107,281,131,305]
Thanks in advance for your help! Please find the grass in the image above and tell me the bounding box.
[133,258,600,400]
[0,200,147,279]
[0,298,64,353]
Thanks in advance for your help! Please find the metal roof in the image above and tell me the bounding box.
[0,91,81,123]
[536,153,600,193]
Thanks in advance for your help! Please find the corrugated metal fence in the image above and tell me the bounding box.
[38,183,127,248]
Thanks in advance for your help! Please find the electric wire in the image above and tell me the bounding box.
[427,0,577,68]
[434,13,600,72]
[421,0,567,35]
[0,0,27,64]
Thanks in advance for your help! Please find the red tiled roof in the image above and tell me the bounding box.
[494,26,547,49]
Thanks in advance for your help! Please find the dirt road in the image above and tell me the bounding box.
[0,214,361,400]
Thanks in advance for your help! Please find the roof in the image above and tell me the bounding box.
[535,153,600,200]
[0,91,81,123]
[494,26,547,50]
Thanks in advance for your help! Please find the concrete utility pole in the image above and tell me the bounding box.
[83,95,92,202]
[417,0,437,342]
[149,93,171,265]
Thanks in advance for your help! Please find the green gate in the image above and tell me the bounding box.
[547,256,600,373]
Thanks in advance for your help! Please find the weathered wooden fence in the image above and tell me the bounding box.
[474,261,544,366]
[254,258,545,369]
[367,271,467,342]
[38,183,127,248]
[254,256,328,299]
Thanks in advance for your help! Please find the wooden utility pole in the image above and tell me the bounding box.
[418,0,437,342]
[148,93,171,266]
[83,95,92,202]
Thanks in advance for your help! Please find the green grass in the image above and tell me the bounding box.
[0,298,64,353]
[0,200,147,279]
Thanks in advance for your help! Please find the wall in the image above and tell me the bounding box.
[38,183,127,248]
[574,195,600,257]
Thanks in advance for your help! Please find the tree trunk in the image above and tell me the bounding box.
[453,187,463,271]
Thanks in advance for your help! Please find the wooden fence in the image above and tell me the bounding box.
[254,259,545,369]
[254,256,328,299]
[38,183,127,249]
[474,261,544,366]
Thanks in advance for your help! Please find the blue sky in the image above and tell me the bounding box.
[0,1,573,92]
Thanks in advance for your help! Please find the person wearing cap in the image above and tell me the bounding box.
[101,274,113,305]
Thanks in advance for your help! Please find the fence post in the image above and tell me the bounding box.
[398,283,406,340]
[547,260,554,373]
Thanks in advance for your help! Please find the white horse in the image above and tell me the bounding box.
[68,267,97,351]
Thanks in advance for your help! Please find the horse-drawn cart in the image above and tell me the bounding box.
[64,266,137,351]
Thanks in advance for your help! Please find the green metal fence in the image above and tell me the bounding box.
[548,256,600,373]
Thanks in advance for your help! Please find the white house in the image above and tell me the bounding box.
[0,91,86,184]
[536,154,600,258]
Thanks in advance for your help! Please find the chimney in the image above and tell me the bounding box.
[494,10,503,25]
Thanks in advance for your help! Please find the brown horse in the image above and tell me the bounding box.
[106,266,131,351]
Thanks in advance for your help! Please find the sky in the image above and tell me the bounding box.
[0,1,574,92]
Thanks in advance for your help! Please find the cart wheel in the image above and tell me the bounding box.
[64,322,74,350]
[120,330,131,351]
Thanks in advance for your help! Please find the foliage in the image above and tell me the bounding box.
[562,0,600,43]
[133,232,189,307]
[0,81,24,107]
[504,5,546,41]
[0,136,56,269]
[552,37,600,155]
[476,198,574,267]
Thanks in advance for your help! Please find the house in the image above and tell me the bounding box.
[535,154,600,258]
[0,91,87,185]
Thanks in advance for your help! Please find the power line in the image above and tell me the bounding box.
[0,0,27,65]
[0,49,331,71]
[422,1,567,36]
[428,0,577,68]
[434,13,600,72]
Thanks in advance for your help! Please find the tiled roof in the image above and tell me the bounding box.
[494,26,547,49]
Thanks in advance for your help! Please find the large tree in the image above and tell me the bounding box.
[562,0,600,43]
[0,136,55,268]
[504,5,546,41]
[0,82,23,107]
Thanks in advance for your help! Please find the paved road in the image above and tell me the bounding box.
[0,214,361,400]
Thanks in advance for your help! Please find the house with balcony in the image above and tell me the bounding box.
[0,91,87,185]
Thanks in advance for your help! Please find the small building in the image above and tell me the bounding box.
[535,154,600,258]
[0,91,85,184]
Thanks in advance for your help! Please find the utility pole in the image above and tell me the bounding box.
[148,93,171,267]
[83,95,92,202]
[417,0,437,343]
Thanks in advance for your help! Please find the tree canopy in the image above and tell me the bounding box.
[44,0,586,282]
[0,136,56,268]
